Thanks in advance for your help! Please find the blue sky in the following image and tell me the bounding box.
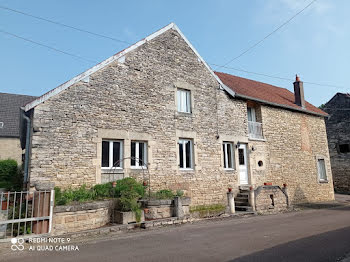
[0,0,349,106]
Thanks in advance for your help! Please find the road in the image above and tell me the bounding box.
[3,205,350,262]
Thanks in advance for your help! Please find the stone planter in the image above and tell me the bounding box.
[114,210,145,224]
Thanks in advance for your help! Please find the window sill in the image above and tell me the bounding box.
[101,168,124,174]
[319,180,329,183]
[179,168,194,172]
[224,168,236,172]
[176,112,193,117]
[248,137,266,142]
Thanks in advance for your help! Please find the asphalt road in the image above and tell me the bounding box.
[3,205,350,262]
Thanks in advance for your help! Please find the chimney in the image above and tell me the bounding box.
[293,74,305,108]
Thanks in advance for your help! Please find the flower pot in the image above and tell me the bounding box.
[264,182,272,186]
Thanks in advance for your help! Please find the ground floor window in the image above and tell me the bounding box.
[131,141,147,168]
[102,140,123,169]
[317,158,327,181]
[223,142,234,169]
[178,139,193,169]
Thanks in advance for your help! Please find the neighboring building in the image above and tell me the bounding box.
[21,23,334,205]
[324,93,350,193]
[0,93,36,164]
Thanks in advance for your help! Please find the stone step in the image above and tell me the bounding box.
[237,193,249,198]
[235,206,253,212]
[235,201,249,207]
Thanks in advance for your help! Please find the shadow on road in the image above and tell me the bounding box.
[295,203,350,210]
[229,226,350,262]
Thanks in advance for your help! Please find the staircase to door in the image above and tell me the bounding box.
[235,188,253,212]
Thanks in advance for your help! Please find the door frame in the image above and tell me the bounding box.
[238,143,249,185]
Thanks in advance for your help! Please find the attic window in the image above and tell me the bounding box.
[339,144,350,153]
[0,122,3,128]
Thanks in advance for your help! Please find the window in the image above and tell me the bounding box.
[178,139,193,169]
[317,158,327,181]
[339,144,350,153]
[131,141,147,168]
[101,140,123,169]
[223,142,234,169]
[247,107,256,122]
[177,89,191,113]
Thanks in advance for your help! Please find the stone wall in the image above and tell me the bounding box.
[0,137,22,163]
[249,105,334,204]
[255,186,288,214]
[28,27,334,207]
[324,93,350,193]
[29,28,246,206]
[52,200,114,235]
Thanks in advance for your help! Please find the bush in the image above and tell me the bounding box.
[175,190,184,197]
[0,159,23,191]
[55,185,96,205]
[93,182,114,198]
[114,177,145,198]
[155,189,174,199]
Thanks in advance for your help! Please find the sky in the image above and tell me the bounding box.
[0,0,349,106]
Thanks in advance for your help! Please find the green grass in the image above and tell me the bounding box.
[189,204,226,213]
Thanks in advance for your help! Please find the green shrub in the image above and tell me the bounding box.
[54,185,95,205]
[175,190,184,197]
[0,159,23,191]
[114,177,145,198]
[93,182,114,198]
[155,189,174,199]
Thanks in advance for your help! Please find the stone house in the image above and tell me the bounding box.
[324,93,350,193]
[21,23,334,206]
[0,92,36,163]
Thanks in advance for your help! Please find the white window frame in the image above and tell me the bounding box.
[178,139,194,170]
[223,142,235,170]
[131,141,148,169]
[101,140,123,170]
[316,157,328,182]
[247,107,256,122]
[177,89,191,113]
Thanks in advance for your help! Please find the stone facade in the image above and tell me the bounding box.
[249,104,334,204]
[0,137,22,163]
[26,25,334,207]
[254,186,288,214]
[324,93,350,193]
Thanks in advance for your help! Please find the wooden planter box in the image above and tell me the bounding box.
[114,210,145,224]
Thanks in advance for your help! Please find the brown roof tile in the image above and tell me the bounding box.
[215,72,327,116]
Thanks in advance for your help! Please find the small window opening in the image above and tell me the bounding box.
[339,144,350,153]
[270,194,275,207]
[258,160,263,167]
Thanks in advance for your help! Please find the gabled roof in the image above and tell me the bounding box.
[0,92,37,137]
[215,72,327,117]
[24,23,234,112]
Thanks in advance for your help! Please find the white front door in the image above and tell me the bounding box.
[238,144,249,185]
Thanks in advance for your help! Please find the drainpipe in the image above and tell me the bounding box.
[22,113,31,186]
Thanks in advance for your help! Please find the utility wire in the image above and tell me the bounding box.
[210,63,347,89]
[218,0,317,68]
[0,3,345,90]
[0,29,97,64]
[0,5,132,45]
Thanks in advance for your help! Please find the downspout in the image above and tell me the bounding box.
[22,113,31,186]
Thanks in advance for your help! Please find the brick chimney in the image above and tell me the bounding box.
[293,74,305,108]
